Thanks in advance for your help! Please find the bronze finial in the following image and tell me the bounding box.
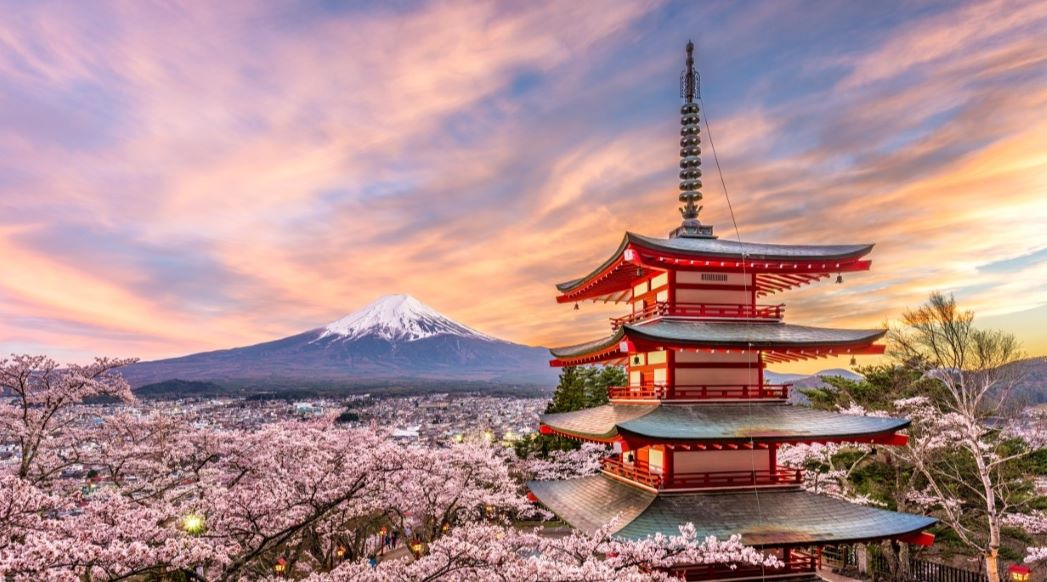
[671,40,715,239]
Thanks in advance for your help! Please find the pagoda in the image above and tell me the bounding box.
[528,42,936,580]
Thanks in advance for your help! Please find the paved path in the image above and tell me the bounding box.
[818,567,865,582]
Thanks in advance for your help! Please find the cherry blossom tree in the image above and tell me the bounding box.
[1,354,778,581]
[0,355,135,481]
[890,293,1039,582]
[310,521,780,582]
[519,442,607,481]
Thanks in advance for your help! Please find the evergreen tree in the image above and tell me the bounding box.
[545,366,585,413]
[516,365,627,459]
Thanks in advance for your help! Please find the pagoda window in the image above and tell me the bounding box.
[629,370,642,386]
[652,368,667,384]
[648,448,664,475]
[633,281,649,296]
[646,351,667,365]
[651,273,669,289]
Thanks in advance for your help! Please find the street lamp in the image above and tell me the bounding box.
[409,539,425,556]
[1009,565,1030,582]
[335,546,347,560]
[273,557,287,576]
[182,513,206,536]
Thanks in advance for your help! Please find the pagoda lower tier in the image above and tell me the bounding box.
[528,474,936,546]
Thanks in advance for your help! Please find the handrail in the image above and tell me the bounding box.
[607,383,791,401]
[611,301,784,328]
[601,458,803,490]
[674,552,816,577]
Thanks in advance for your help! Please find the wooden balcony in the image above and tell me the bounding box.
[601,457,803,491]
[611,302,784,328]
[607,383,791,401]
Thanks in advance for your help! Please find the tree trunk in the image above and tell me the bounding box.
[897,542,910,582]
[985,548,1000,582]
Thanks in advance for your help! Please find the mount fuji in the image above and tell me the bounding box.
[122,295,557,392]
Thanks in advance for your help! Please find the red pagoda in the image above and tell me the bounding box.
[528,42,936,580]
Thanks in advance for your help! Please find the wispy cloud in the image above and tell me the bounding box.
[1,0,1045,370]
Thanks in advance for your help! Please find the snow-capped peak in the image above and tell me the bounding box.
[316,294,499,343]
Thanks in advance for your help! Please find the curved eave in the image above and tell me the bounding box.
[549,322,886,366]
[528,475,937,546]
[555,232,875,303]
[539,403,911,444]
[624,321,887,350]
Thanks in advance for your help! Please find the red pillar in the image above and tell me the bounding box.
[664,446,675,488]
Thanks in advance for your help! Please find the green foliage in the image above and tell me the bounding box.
[515,366,627,459]
[802,365,939,413]
[544,365,625,413]
[334,410,360,424]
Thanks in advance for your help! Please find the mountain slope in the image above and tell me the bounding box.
[122,295,556,390]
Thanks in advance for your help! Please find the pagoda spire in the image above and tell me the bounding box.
[670,40,715,239]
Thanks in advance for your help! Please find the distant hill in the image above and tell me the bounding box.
[765,368,864,405]
[136,379,228,398]
[767,359,1047,406]
[122,295,558,395]
[1007,357,1047,405]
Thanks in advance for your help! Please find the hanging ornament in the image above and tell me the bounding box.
[836,274,844,284]
[574,302,580,311]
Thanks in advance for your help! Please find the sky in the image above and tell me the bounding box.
[1,0,1046,374]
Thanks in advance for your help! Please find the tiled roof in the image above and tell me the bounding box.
[556,232,873,292]
[540,403,909,442]
[529,474,936,545]
[550,321,884,359]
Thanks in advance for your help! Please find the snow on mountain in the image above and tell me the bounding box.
[317,294,499,343]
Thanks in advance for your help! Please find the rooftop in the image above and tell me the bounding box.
[539,402,909,443]
[549,320,886,364]
[555,232,874,302]
[528,474,936,545]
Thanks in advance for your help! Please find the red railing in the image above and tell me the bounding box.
[673,552,815,580]
[607,383,791,401]
[601,458,803,490]
[666,467,803,489]
[611,302,784,328]
[601,457,662,488]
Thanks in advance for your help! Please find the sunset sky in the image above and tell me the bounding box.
[2,0,1046,373]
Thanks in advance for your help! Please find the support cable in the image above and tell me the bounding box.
[699,75,771,582]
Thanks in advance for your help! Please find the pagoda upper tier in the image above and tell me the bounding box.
[556,232,873,304]
[550,321,886,366]
[539,402,910,446]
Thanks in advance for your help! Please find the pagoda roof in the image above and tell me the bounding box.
[556,232,873,302]
[528,474,936,545]
[539,402,908,444]
[549,320,885,365]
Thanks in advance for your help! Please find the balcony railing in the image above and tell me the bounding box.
[607,383,791,401]
[611,302,784,328]
[601,457,803,490]
[673,551,816,580]
[601,456,662,488]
